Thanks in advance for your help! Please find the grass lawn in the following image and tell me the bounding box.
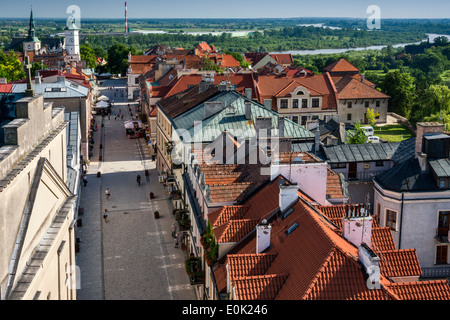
[374,124,415,142]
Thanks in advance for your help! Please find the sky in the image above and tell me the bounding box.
[0,0,449,19]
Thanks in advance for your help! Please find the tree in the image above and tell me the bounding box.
[0,50,25,82]
[106,43,135,75]
[366,108,380,127]
[80,44,97,69]
[346,122,368,144]
[381,70,415,118]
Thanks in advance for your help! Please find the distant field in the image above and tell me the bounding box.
[374,124,415,142]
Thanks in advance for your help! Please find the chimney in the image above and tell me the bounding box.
[0,78,7,84]
[314,126,320,154]
[263,99,272,110]
[245,102,252,120]
[204,101,223,119]
[279,183,298,212]
[361,74,365,83]
[278,116,285,137]
[306,120,319,131]
[358,243,381,289]
[256,219,272,254]
[418,153,428,172]
[255,117,272,138]
[342,205,373,248]
[245,88,252,99]
[415,122,444,158]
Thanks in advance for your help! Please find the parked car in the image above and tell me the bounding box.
[360,126,374,137]
[367,135,380,143]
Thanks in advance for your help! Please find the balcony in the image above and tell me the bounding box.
[435,227,450,243]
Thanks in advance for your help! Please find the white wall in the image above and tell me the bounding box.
[271,162,329,205]
[374,181,450,269]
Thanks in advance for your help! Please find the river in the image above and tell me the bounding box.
[270,33,450,56]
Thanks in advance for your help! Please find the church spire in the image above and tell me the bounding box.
[26,6,39,42]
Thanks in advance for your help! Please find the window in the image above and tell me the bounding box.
[330,163,346,169]
[386,209,397,231]
[312,98,320,108]
[135,78,139,84]
[436,246,448,265]
[439,179,446,189]
[302,99,308,108]
[347,113,352,121]
[438,211,449,237]
[292,99,299,108]
[292,116,298,124]
[282,208,294,220]
[297,91,305,96]
[301,116,308,125]
[365,101,370,108]
[376,101,380,107]
[280,99,288,109]
[347,102,352,108]
[285,222,299,236]
[375,160,384,167]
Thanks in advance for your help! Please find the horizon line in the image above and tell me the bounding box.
[1,16,450,20]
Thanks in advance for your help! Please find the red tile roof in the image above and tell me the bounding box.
[208,206,250,227]
[324,58,359,74]
[232,274,289,300]
[269,54,294,65]
[387,280,450,300]
[214,219,260,243]
[256,73,338,111]
[379,249,422,278]
[335,76,390,100]
[163,73,257,99]
[371,227,396,252]
[218,196,450,300]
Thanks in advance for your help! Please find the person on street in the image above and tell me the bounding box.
[83,175,88,187]
[136,175,141,186]
[121,114,124,120]
[174,234,179,248]
[171,222,177,238]
[105,188,111,200]
[103,209,108,223]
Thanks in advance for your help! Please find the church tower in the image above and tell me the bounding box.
[23,8,41,53]
[65,18,80,62]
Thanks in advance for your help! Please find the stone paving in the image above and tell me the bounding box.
[75,79,196,300]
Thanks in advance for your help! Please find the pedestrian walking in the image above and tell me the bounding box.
[83,175,88,187]
[171,222,177,238]
[174,234,179,248]
[115,114,117,120]
[121,114,124,120]
[105,188,111,200]
[103,209,108,223]
[136,174,141,186]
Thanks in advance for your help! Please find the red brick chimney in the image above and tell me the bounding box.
[415,122,444,158]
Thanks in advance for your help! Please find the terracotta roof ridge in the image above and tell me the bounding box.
[233,273,289,283]
[389,279,450,287]
[209,182,253,187]
[380,248,417,253]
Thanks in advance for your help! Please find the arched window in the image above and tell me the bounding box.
[297,91,305,96]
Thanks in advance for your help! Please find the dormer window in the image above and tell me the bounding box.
[297,91,305,96]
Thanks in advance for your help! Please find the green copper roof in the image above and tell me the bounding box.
[172,90,315,143]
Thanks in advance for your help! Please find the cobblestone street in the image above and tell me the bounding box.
[75,78,196,300]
